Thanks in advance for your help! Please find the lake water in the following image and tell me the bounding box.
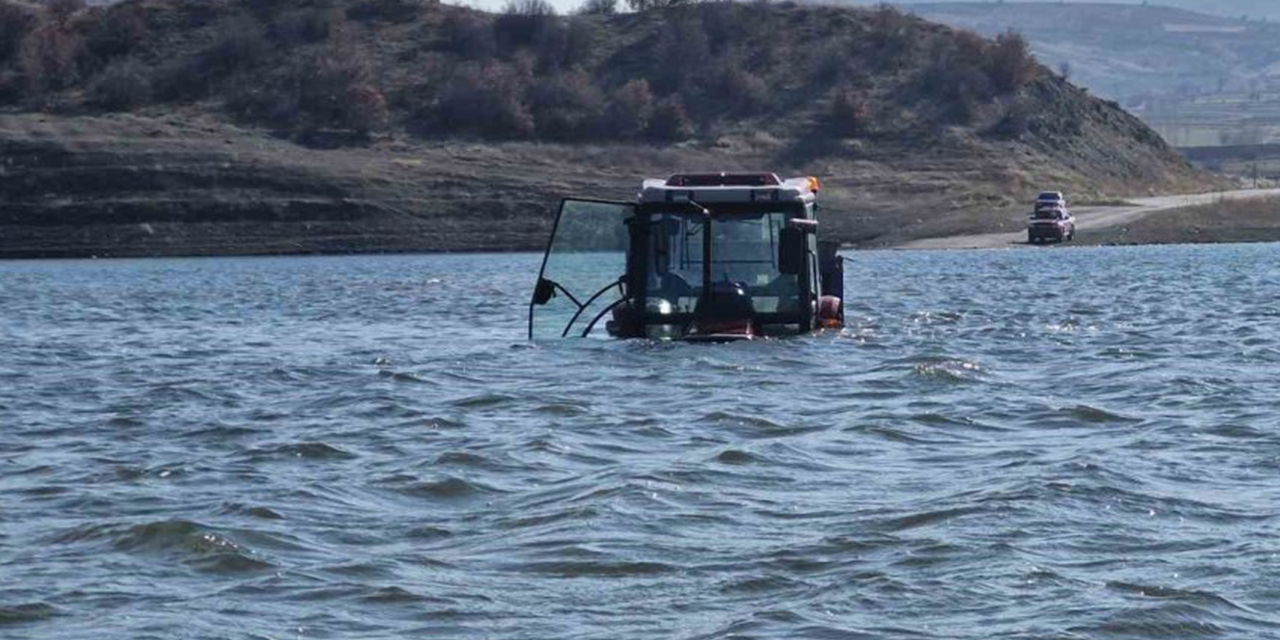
[3,245,1280,639]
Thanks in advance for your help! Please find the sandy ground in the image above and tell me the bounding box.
[894,188,1280,250]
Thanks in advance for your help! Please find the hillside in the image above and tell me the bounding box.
[0,0,1217,257]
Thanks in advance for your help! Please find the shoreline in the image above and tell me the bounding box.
[3,189,1277,261]
[5,225,1280,262]
[888,188,1280,251]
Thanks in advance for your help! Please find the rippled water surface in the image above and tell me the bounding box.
[4,245,1280,639]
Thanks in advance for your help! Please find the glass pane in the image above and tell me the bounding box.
[646,214,704,315]
[530,200,632,339]
[709,213,797,315]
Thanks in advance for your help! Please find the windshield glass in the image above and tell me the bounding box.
[645,211,798,315]
[646,213,703,315]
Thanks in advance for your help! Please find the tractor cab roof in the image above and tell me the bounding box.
[639,173,820,206]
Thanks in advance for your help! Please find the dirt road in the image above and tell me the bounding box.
[896,188,1280,250]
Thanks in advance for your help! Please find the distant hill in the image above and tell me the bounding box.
[843,2,1280,147]
[0,0,1215,257]
[892,2,1280,101]
[860,0,1280,22]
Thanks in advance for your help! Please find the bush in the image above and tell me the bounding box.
[0,1,38,65]
[88,57,151,110]
[228,43,388,136]
[653,13,709,93]
[918,31,993,123]
[18,21,85,93]
[346,0,421,23]
[434,62,534,138]
[156,16,271,100]
[494,0,556,50]
[698,2,766,53]
[202,16,271,77]
[441,10,495,59]
[85,3,148,61]
[528,15,596,70]
[989,30,1037,94]
[830,85,871,137]
[868,3,912,68]
[46,0,84,25]
[294,46,388,134]
[560,16,597,67]
[811,38,852,84]
[272,7,344,45]
[0,68,23,104]
[627,0,687,11]
[647,95,693,140]
[719,66,767,115]
[529,68,604,139]
[577,0,616,16]
[605,78,654,138]
[992,99,1032,139]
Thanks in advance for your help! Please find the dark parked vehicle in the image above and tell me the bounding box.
[1029,193,1075,244]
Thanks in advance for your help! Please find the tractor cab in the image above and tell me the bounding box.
[528,173,845,341]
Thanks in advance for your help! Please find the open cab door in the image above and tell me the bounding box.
[528,199,634,339]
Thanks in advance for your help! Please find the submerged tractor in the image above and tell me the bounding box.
[528,173,845,341]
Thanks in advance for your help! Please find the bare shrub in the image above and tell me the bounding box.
[272,7,344,45]
[18,21,85,93]
[46,0,84,25]
[830,85,871,137]
[529,68,604,139]
[88,57,150,110]
[868,3,912,68]
[435,62,534,138]
[918,31,992,123]
[647,95,693,141]
[85,3,148,61]
[442,10,495,59]
[228,43,389,136]
[202,16,271,77]
[988,30,1037,94]
[346,0,420,23]
[627,0,687,11]
[528,14,595,69]
[605,78,654,138]
[295,45,389,134]
[698,2,766,52]
[654,13,708,92]
[992,98,1032,139]
[0,70,18,103]
[719,66,767,115]
[811,38,851,84]
[577,0,615,16]
[0,1,38,65]
[952,29,987,60]
[494,0,556,50]
[561,16,597,66]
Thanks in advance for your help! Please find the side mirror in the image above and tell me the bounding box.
[779,227,805,275]
[532,278,557,305]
